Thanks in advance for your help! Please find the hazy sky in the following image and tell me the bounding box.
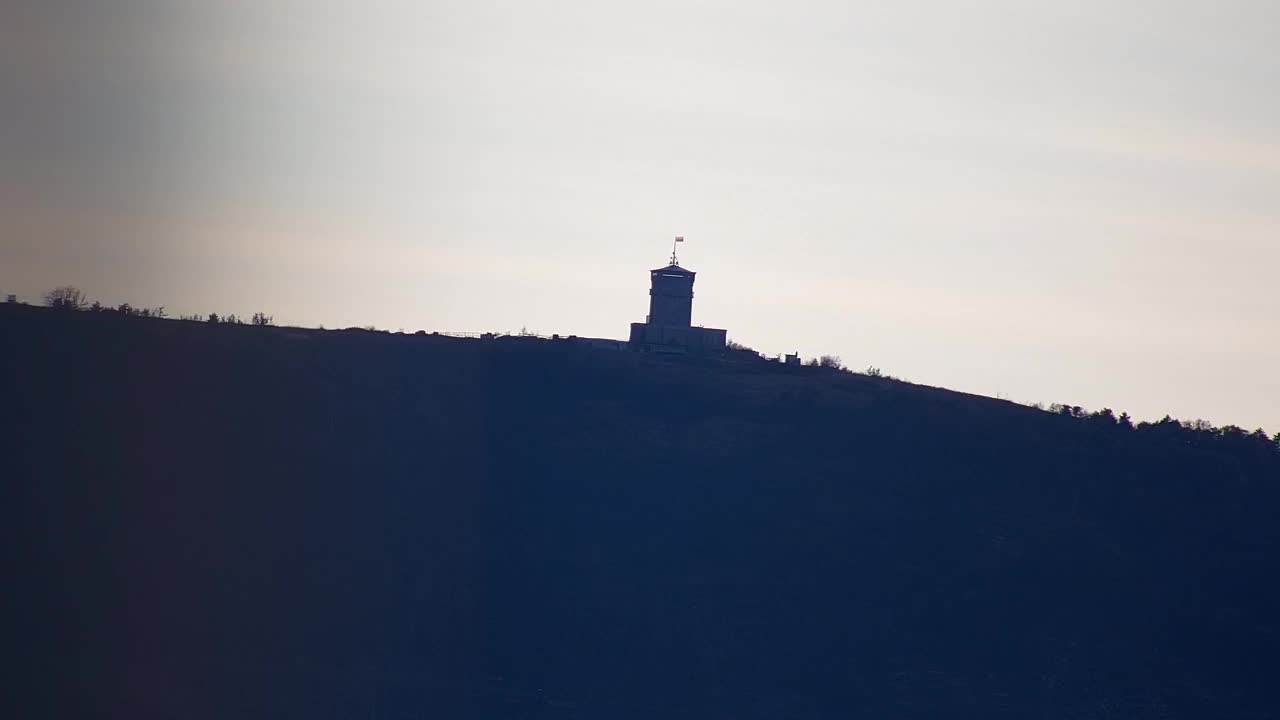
[3,1,1278,432]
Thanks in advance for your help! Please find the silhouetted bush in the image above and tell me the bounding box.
[251,312,273,326]
[207,313,220,324]
[816,355,845,370]
[1049,403,1087,419]
[44,285,86,310]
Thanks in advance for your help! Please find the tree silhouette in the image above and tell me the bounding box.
[818,355,844,370]
[44,286,86,310]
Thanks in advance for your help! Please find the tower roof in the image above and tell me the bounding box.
[651,263,695,275]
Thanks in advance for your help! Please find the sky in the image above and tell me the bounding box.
[2,1,1278,432]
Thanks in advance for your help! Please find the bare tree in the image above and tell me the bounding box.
[44,286,86,310]
[818,355,845,370]
[251,312,273,326]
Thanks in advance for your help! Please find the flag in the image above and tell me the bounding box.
[675,236,684,242]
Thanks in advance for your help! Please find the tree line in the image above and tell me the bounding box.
[1039,402,1280,457]
[38,285,272,326]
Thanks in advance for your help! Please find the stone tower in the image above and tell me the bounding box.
[648,264,695,327]
[629,238,727,355]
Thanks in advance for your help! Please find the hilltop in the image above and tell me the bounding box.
[4,302,1279,719]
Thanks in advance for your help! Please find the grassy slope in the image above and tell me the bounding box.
[3,304,1278,719]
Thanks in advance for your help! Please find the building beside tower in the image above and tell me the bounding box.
[629,240,727,355]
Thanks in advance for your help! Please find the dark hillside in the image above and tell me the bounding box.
[4,303,1279,718]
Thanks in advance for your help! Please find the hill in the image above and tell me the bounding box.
[3,303,1279,719]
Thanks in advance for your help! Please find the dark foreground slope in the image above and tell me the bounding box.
[4,305,1279,719]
